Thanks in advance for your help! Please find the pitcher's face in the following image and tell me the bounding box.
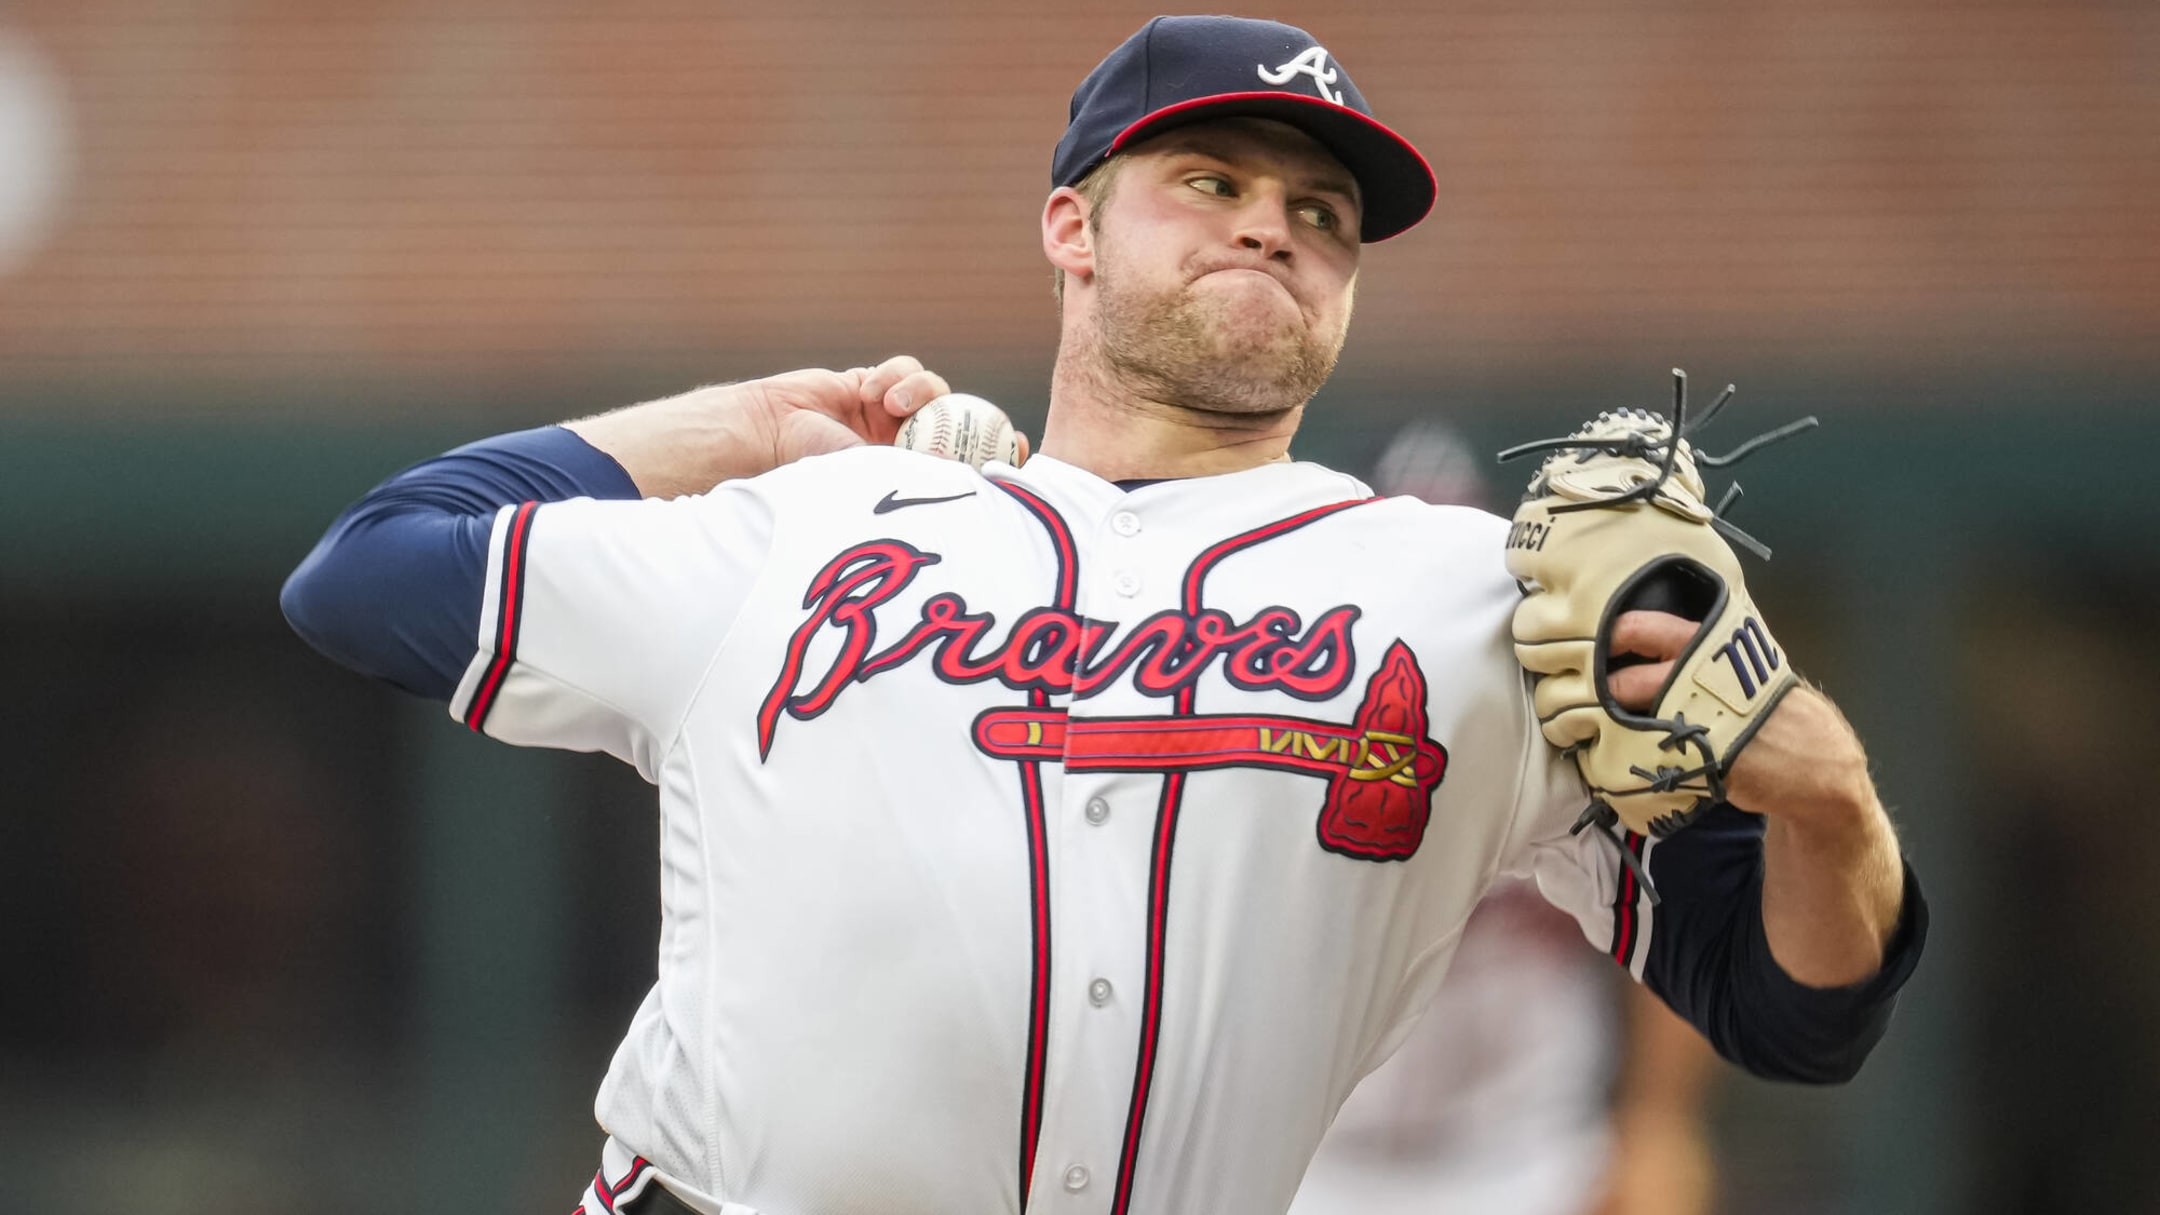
[1083,118,1362,416]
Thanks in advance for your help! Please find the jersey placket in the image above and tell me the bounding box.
[1027,498,1169,1212]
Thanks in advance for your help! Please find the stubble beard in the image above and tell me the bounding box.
[1091,254,1346,418]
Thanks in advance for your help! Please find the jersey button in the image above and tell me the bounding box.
[1113,570,1141,597]
[1088,977,1114,1006]
[1084,797,1110,825]
[1062,1165,1091,1193]
[1111,511,1141,537]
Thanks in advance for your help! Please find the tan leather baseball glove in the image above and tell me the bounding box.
[1500,372,1817,839]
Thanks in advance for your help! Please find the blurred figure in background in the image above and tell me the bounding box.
[1290,420,1721,1215]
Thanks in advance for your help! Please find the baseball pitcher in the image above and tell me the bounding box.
[284,16,1926,1215]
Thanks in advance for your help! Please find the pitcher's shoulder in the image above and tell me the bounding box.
[1358,494,1512,544]
[734,444,994,506]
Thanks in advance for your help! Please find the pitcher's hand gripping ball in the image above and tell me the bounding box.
[896,393,1024,469]
[1498,371,1818,839]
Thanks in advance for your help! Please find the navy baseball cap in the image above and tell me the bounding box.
[1052,16,1436,242]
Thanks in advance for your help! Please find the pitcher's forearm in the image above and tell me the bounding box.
[1759,789,1906,988]
[565,385,770,499]
[566,360,953,498]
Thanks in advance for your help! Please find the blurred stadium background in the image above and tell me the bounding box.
[0,1,2153,1211]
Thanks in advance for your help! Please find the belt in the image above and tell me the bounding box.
[623,1180,701,1215]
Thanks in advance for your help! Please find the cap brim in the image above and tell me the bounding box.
[1107,93,1436,242]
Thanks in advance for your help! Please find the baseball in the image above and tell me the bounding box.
[895,393,1023,469]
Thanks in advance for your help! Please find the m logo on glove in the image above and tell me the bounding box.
[1700,616,1781,708]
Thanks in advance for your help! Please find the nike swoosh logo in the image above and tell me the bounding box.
[873,490,978,515]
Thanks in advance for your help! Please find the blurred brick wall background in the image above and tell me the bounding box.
[1,0,2153,399]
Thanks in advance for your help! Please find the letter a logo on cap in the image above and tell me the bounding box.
[1258,46,1344,104]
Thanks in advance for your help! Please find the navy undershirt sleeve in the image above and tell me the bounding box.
[1638,803,1929,1083]
[280,425,640,701]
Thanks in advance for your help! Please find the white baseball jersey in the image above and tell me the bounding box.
[1289,881,1618,1215]
[448,446,1639,1215]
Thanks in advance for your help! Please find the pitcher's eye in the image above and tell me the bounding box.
[1298,203,1341,232]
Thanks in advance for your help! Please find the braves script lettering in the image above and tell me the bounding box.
[759,540,1361,757]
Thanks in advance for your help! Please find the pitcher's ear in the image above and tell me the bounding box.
[1043,187,1095,283]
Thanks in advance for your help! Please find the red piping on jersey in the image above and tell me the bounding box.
[1110,496,1379,1215]
[1011,754,1053,1207]
[993,480,1076,1207]
[464,500,539,732]
[574,1155,651,1215]
[1610,831,1648,967]
[998,481,1080,610]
